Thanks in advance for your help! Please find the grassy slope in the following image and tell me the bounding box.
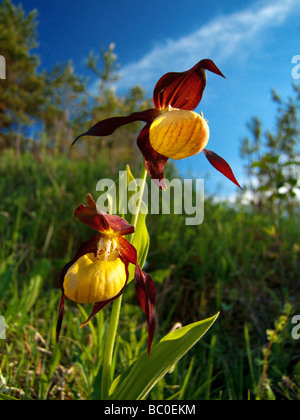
[0,150,299,400]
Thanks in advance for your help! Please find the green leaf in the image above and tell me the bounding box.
[104,164,138,219]
[287,178,298,187]
[96,164,150,281]
[19,258,51,314]
[282,160,300,167]
[127,200,149,282]
[97,164,132,217]
[108,313,219,400]
[251,161,269,170]
[119,165,136,218]
[264,155,279,164]
[0,393,19,401]
[125,165,150,280]
[0,269,13,298]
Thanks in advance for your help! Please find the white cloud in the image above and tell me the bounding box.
[116,0,300,92]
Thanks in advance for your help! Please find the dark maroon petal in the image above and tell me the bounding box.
[56,293,66,343]
[80,301,114,328]
[153,59,225,111]
[117,236,137,266]
[72,109,159,145]
[75,194,135,235]
[203,149,243,190]
[75,194,110,232]
[73,233,103,260]
[137,124,169,190]
[135,265,156,355]
[102,215,135,236]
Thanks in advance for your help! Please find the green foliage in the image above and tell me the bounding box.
[108,314,219,400]
[240,84,300,215]
[0,0,45,150]
[40,62,88,153]
[0,0,151,168]
[0,0,299,401]
[257,304,295,400]
[0,152,299,400]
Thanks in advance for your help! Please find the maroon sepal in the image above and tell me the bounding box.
[80,301,112,328]
[203,149,243,190]
[117,236,137,266]
[153,59,225,111]
[80,287,126,328]
[137,124,168,190]
[72,109,159,145]
[75,194,135,235]
[56,293,66,343]
[135,265,156,355]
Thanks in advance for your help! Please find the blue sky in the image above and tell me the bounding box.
[18,0,300,197]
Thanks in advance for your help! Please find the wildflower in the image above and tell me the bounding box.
[73,59,242,190]
[56,194,156,354]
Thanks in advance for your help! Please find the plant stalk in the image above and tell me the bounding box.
[100,166,148,400]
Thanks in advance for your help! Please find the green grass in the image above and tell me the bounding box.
[0,149,299,400]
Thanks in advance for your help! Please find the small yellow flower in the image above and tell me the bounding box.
[56,194,156,355]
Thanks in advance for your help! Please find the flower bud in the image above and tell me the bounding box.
[149,109,209,160]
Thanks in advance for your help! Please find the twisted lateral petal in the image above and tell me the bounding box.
[116,236,137,266]
[137,124,169,190]
[153,59,225,111]
[135,265,156,355]
[75,194,135,235]
[72,109,160,145]
[80,288,126,329]
[56,293,66,343]
[203,149,243,190]
[80,301,113,328]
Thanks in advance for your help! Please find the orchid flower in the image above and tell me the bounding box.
[73,59,242,190]
[56,194,156,354]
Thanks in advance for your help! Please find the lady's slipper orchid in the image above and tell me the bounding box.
[56,194,156,355]
[73,59,242,190]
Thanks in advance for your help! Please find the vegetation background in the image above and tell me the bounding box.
[0,0,299,400]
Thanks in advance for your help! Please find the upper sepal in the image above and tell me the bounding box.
[135,265,156,355]
[75,193,135,236]
[153,59,225,111]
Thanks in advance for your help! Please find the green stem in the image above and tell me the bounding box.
[101,295,122,400]
[100,166,148,400]
[128,166,148,242]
